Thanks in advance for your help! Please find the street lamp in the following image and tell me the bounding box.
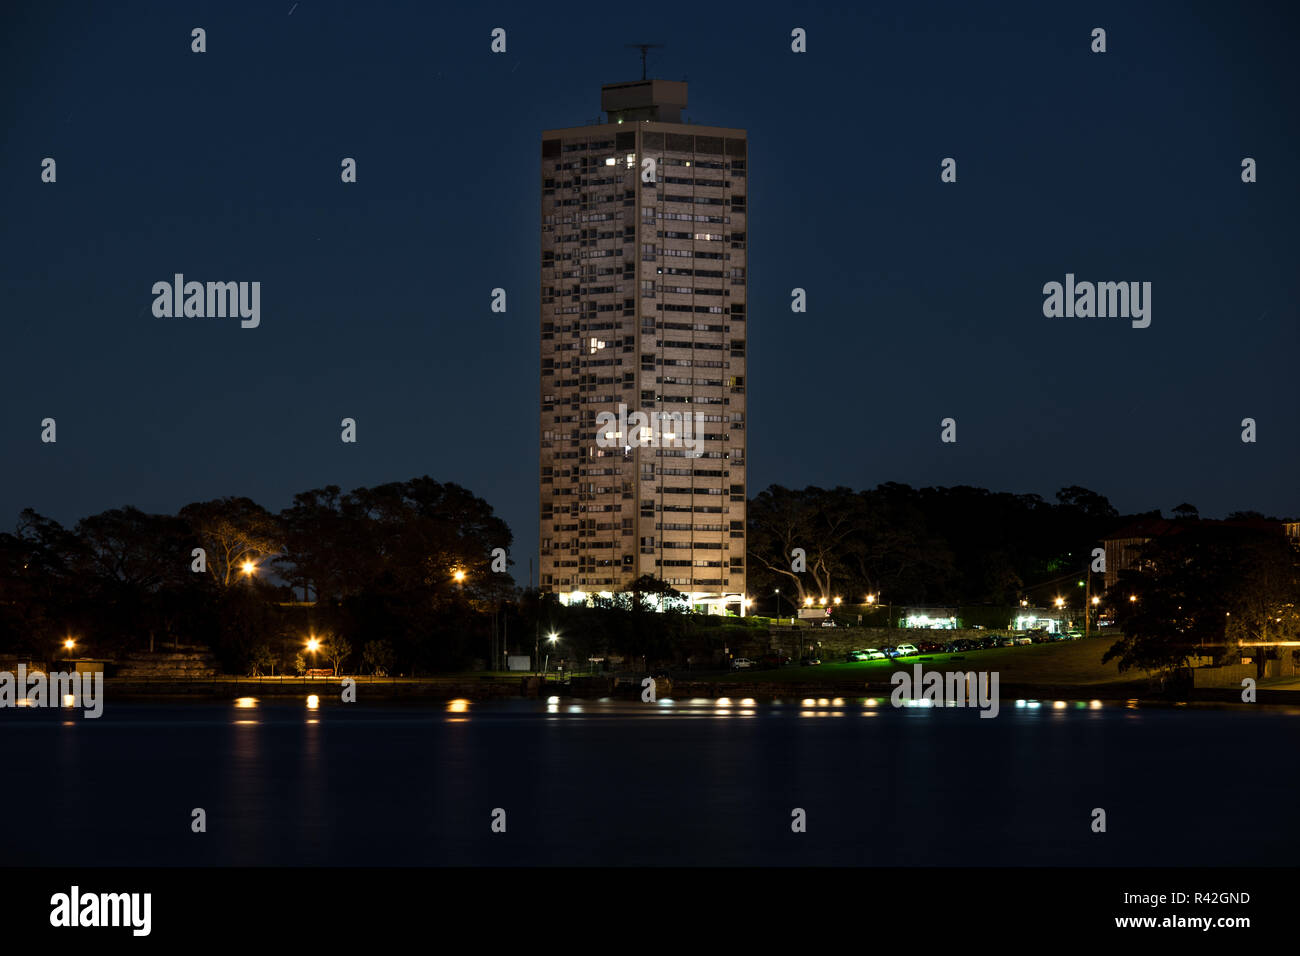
[453,569,466,584]
[545,631,559,675]
[304,635,320,679]
[241,560,257,577]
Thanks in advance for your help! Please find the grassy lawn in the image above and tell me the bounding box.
[710,637,1146,686]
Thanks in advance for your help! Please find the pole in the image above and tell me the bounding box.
[1084,567,1091,638]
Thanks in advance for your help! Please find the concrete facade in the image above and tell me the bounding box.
[539,79,747,611]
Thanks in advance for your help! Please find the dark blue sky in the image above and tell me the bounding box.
[2,1,1297,585]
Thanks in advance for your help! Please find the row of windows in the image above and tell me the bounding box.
[542,135,745,159]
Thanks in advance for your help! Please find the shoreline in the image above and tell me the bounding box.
[97,675,1300,707]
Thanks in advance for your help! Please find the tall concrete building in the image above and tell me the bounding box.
[538,79,747,612]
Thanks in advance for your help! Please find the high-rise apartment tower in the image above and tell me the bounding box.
[538,79,747,612]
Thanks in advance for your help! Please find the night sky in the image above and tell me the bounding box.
[2,0,1296,586]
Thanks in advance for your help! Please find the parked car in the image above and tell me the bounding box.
[800,656,822,666]
[845,650,869,662]
[863,648,886,660]
[917,641,944,653]
[730,657,755,670]
[893,643,920,657]
[1013,636,1033,646]
[757,653,791,668]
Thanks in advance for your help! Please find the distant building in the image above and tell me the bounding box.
[1101,518,1177,592]
[901,607,961,629]
[1102,516,1300,592]
[1010,607,1067,633]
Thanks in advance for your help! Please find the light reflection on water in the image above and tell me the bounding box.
[182,694,1300,724]
[6,697,1299,868]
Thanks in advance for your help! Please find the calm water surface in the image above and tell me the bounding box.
[4,697,1295,866]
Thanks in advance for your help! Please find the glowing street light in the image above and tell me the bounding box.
[547,631,558,643]
[241,560,257,577]
[63,637,75,650]
[453,569,466,584]
[1054,597,1065,608]
[833,596,842,606]
[1129,595,1137,603]
[804,597,813,607]
[1091,596,1100,606]
[306,636,321,653]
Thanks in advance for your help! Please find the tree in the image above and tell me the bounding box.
[323,635,352,677]
[747,485,861,604]
[247,644,274,677]
[1055,486,1119,519]
[362,639,395,676]
[1103,524,1299,686]
[72,507,203,654]
[180,497,283,588]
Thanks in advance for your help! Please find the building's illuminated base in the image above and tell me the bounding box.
[556,590,747,615]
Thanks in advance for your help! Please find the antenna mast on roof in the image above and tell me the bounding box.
[625,43,664,81]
